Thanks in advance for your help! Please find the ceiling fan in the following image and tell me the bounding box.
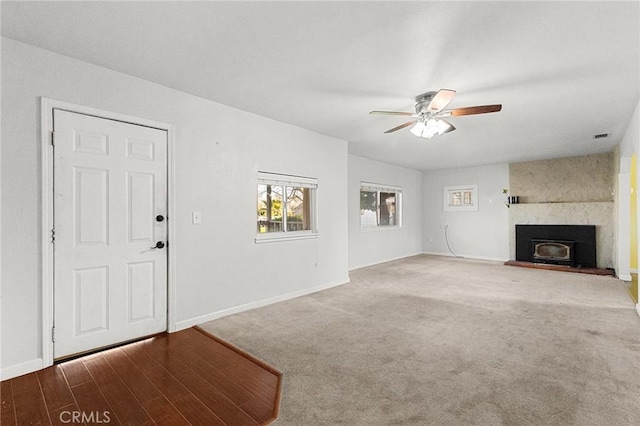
[370,89,502,139]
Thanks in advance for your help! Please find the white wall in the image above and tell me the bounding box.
[616,100,639,280]
[1,38,349,377]
[348,155,422,270]
[422,164,510,261]
[618,101,639,161]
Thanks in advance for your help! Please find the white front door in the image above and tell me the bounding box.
[53,109,168,359]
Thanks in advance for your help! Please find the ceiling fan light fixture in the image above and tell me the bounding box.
[410,121,426,137]
[410,118,452,139]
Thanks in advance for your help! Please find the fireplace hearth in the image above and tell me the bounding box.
[515,225,596,268]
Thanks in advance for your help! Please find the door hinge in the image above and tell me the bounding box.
[50,131,55,146]
[51,327,55,343]
[51,228,55,243]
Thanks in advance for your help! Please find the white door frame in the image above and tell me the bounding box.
[41,97,178,367]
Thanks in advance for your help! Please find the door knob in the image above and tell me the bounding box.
[150,241,165,249]
[156,215,165,222]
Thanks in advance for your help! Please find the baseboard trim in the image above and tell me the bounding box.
[348,252,423,271]
[175,276,350,331]
[422,251,508,263]
[618,274,632,281]
[0,358,44,381]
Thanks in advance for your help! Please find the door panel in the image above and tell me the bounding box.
[128,172,155,242]
[127,261,156,322]
[54,109,167,359]
[74,266,109,335]
[74,129,109,155]
[75,167,109,246]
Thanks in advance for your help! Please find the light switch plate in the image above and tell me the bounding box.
[192,211,201,224]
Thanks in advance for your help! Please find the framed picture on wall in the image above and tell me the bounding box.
[443,184,478,212]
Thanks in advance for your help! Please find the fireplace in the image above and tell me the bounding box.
[531,239,575,266]
[515,225,596,268]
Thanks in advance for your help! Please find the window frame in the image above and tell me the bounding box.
[443,184,478,212]
[359,182,402,230]
[255,171,319,243]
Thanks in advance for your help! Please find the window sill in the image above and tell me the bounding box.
[255,232,319,244]
[443,206,478,212]
[360,225,402,232]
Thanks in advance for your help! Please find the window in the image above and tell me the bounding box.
[443,184,478,211]
[360,182,402,228]
[256,172,317,242]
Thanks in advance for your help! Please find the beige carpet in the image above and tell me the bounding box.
[200,255,640,425]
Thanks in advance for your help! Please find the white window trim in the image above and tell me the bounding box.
[360,224,401,232]
[359,182,402,229]
[360,181,402,193]
[255,231,319,244]
[256,171,318,243]
[443,184,478,212]
[257,171,318,189]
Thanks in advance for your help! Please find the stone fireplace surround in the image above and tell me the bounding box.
[508,203,613,269]
[508,153,615,270]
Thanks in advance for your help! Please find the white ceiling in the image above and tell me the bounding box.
[2,1,639,171]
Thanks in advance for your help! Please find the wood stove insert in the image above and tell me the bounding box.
[531,239,575,266]
[515,224,596,268]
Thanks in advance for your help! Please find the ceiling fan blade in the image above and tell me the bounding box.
[427,89,456,113]
[441,119,456,134]
[384,120,417,133]
[370,111,414,116]
[443,104,502,117]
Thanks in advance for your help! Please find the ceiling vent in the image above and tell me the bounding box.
[593,133,609,139]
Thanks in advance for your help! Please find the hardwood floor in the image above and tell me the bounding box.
[1,327,281,425]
